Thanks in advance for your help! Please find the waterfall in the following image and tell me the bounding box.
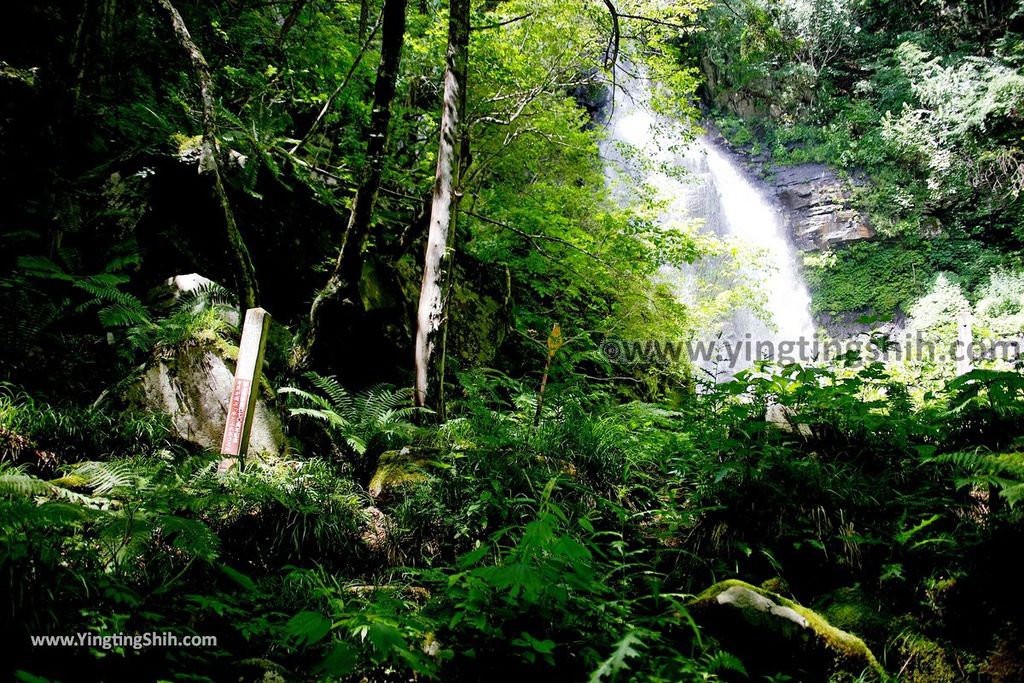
[602,66,815,377]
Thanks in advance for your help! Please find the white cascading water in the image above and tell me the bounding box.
[602,66,814,377]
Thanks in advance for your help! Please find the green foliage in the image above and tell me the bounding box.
[280,373,421,458]
[803,241,929,315]
[5,0,1024,680]
[1,384,171,463]
[5,353,1024,680]
[695,0,1024,326]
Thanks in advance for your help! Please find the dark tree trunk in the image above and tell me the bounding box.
[301,0,409,371]
[413,0,470,410]
[359,0,370,41]
[276,0,308,48]
[154,0,258,313]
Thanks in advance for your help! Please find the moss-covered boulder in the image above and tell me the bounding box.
[816,586,892,649]
[689,580,884,681]
[368,447,430,499]
[129,344,285,458]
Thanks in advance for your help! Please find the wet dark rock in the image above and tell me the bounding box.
[706,132,874,252]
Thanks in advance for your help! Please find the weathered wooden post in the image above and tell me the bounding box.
[219,308,271,472]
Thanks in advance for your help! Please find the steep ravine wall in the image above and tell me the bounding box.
[706,129,875,252]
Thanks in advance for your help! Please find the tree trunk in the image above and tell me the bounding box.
[301,0,409,370]
[276,0,308,49]
[413,0,470,409]
[359,0,370,42]
[154,0,258,313]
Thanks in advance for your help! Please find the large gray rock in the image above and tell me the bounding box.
[770,164,874,250]
[126,273,283,457]
[132,343,284,458]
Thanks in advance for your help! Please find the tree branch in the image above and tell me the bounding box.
[618,13,692,32]
[289,13,383,154]
[471,13,532,31]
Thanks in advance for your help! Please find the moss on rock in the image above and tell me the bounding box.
[816,586,891,648]
[367,447,430,499]
[689,579,884,680]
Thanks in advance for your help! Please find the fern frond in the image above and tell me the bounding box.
[0,470,53,497]
[70,461,147,495]
[306,373,354,416]
[279,386,333,410]
[176,280,236,312]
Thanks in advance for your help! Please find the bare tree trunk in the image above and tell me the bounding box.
[414,0,470,409]
[301,0,409,370]
[155,0,258,312]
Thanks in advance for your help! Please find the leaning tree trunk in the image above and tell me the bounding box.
[301,0,408,371]
[155,0,258,312]
[413,0,470,410]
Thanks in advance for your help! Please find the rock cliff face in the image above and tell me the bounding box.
[769,163,875,251]
[710,133,875,251]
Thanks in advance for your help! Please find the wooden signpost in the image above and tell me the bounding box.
[955,309,974,377]
[219,307,271,472]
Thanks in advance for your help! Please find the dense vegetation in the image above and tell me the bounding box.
[2,1,1024,681]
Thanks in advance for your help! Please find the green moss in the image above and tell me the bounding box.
[368,448,429,498]
[895,633,959,683]
[691,580,884,679]
[817,587,891,647]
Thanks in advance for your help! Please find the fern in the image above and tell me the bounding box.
[175,280,236,312]
[0,463,111,508]
[70,460,148,495]
[0,467,54,497]
[589,629,647,682]
[932,449,1024,507]
[279,374,424,458]
[9,253,156,352]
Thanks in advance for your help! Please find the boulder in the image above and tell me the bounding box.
[689,579,884,680]
[124,273,284,457]
[130,343,284,458]
[360,505,395,554]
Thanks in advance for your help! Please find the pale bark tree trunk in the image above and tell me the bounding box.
[301,0,409,370]
[414,0,470,409]
[155,0,258,312]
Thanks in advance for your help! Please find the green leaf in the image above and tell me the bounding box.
[286,611,332,646]
[589,630,646,683]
